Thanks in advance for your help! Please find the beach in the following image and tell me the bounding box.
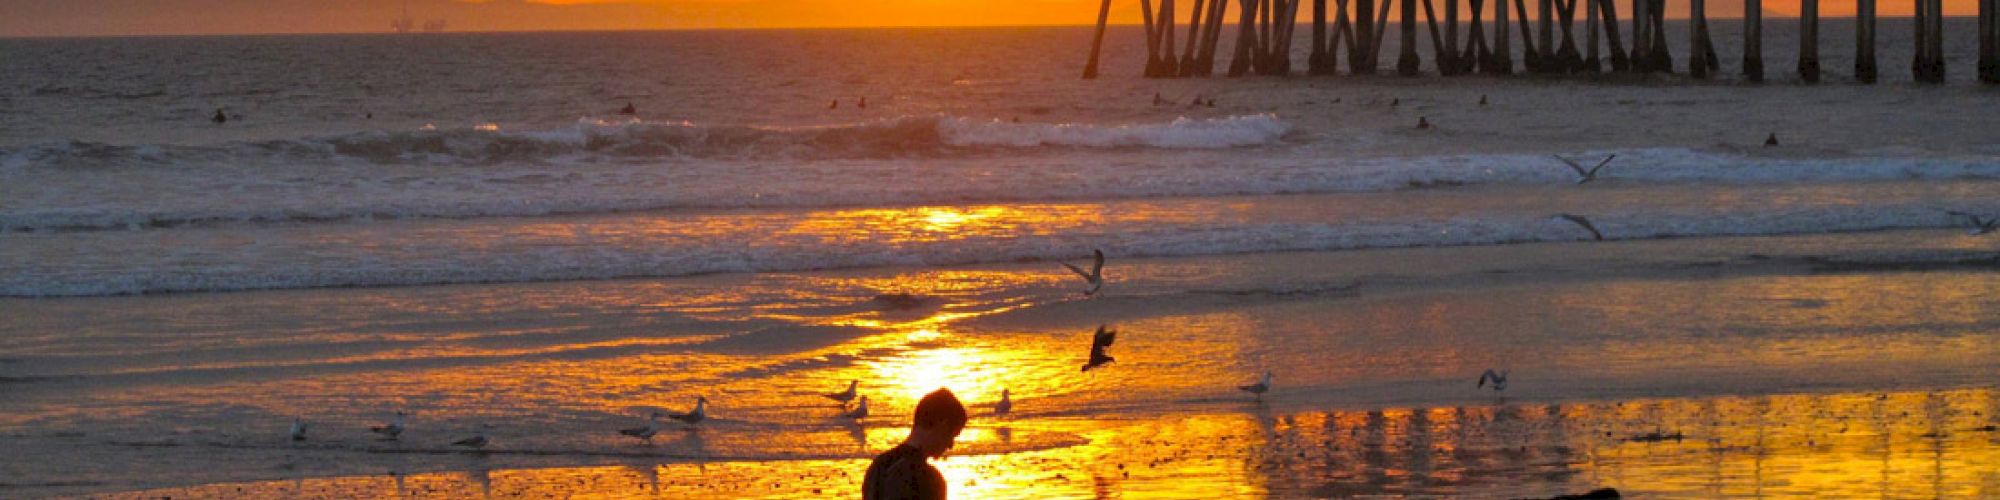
[3,23,1999,498]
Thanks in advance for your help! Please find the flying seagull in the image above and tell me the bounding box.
[1553,213,1605,241]
[1081,325,1117,371]
[1555,154,1618,184]
[1239,371,1274,400]
[1477,369,1509,392]
[1946,211,1997,235]
[451,425,490,450]
[289,417,310,441]
[370,412,406,440]
[1061,249,1106,296]
[825,380,858,406]
[839,396,870,420]
[994,389,1013,416]
[619,412,663,443]
[668,397,708,427]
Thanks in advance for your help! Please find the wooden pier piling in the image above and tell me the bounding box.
[1743,0,1763,80]
[1494,0,1514,72]
[1352,0,1378,73]
[1690,0,1710,78]
[1984,0,1999,82]
[1646,0,1670,72]
[1628,0,1648,71]
[1446,0,1464,74]
[1583,0,1602,72]
[1554,0,1581,72]
[1984,0,2000,82]
[1178,0,1207,76]
[1423,0,1456,74]
[1083,0,1112,79]
[1539,0,1556,70]
[1798,0,1819,82]
[1599,0,1628,71]
[1915,0,1944,82]
[1464,0,1494,73]
[1401,0,1423,75]
[1516,0,1541,71]
[1312,0,1334,74]
[1856,0,1876,82]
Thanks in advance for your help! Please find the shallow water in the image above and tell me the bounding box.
[4,231,1998,497]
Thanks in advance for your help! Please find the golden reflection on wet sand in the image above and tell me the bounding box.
[85,389,2000,499]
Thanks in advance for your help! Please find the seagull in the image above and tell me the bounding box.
[1239,371,1274,400]
[1555,154,1618,184]
[619,412,663,443]
[1552,213,1605,241]
[825,380,859,406]
[1477,369,1509,392]
[1060,249,1106,296]
[289,417,309,441]
[1946,211,1997,235]
[370,411,406,440]
[667,397,708,427]
[994,389,1013,416]
[1081,325,1117,372]
[212,109,228,125]
[839,396,870,420]
[451,426,490,450]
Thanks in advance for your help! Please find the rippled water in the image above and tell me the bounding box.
[4,23,1999,498]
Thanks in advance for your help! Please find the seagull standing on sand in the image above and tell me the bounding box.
[1239,371,1274,400]
[1946,211,1998,235]
[1061,249,1106,296]
[1553,213,1605,241]
[1555,154,1618,184]
[451,425,490,449]
[289,417,309,441]
[1477,369,1509,392]
[825,380,858,406]
[619,412,663,443]
[1081,325,1117,371]
[370,412,406,440]
[840,396,870,420]
[994,389,1013,416]
[668,397,708,427]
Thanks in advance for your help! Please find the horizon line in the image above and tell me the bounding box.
[2,15,1980,40]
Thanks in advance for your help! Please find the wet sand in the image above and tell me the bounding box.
[4,229,1998,498]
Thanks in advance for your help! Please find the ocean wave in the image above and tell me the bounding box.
[4,202,1995,297]
[0,114,1290,170]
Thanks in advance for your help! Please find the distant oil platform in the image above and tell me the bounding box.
[390,1,447,33]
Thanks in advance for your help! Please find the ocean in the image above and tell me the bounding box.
[2,23,1999,498]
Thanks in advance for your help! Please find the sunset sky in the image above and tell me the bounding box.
[0,0,1985,37]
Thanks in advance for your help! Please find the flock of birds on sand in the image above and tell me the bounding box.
[277,245,1522,449]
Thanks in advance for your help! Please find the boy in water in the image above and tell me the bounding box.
[862,388,968,500]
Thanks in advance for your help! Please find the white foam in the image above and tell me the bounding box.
[937,114,1290,148]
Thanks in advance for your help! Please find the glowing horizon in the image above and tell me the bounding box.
[0,0,1988,38]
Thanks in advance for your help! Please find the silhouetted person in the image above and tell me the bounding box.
[1479,94,1489,106]
[1416,117,1432,129]
[365,112,373,120]
[1152,92,1167,106]
[830,99,840,110]
[619,102,637,115]
[212,109,227,125]
[859,97,867,109]
[1391,98,1400,107]
[1764,133,1779,146]
[1206,98,1216,108]
[863,389,966,500]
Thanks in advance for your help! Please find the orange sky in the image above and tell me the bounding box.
[0,0,1986,37]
